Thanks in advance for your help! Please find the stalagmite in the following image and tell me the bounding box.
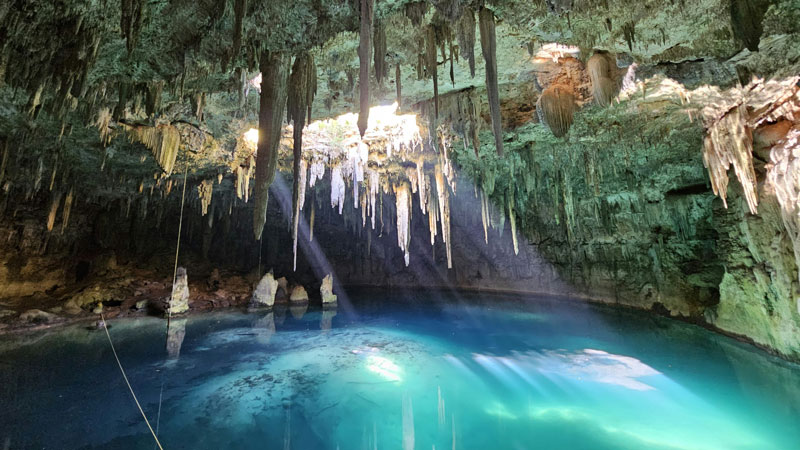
[537,84,575,138]
[321,274,337,305]
[457,8,477,78]
[198,179,213,216]
[288,53,317,270]
[395,182,412,266]
[357,0,374,138]
[61,187,73,234]
[435,165,452,268]
[587,52,618,107]
[479,7,504,156]
[253,52,290,240]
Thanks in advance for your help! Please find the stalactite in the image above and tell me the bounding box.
[309,161,325,188]
[394,182,412,266]
[236,156,254,202]
[61,187,73,234]
[425,25,439,120]
[417,157,427,214]
[331,165,346,214]
[435,164,452,268]
[508,191,519,255]
[121,0,144,54]
[481,189,489,244]
[253,52,290,240]
[310,199,316,242]
[369,169,379,229]
[198,179,213,216]
[404,1,429,27]
[124,124,181,174]
[374,21,387,85]
[145,82,164,118]
[703,105,758,213]
[46,192,62,232]
[396,64,402,109]
[357,0,374,138]
[478,7,503,156]
[587,52,617,107]
[427,178,438,245]
[288,52,317,270]
[537,84,575,138]
[232,0,247,64]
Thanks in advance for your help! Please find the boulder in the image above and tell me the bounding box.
[167,267,190,315]
[276,277,289,302]
[289,285,309,303]
[20,309,60,324]
[251,272,279,307]
[320,274,337,305]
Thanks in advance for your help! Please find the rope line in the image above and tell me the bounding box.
[168,161,189,327]
[100,313,165,450]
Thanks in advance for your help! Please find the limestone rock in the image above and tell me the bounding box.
[20,309,60,324]
[251,272,279,307]
[289,285,309,303]
[320,274,337,305]
[276,276,289,302]
[167,267,190,315]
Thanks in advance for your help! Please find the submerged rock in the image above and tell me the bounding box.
[166,318,187,359]
[289,285,309,303]
[167,267,190,315]
[251,272,279,307]
[320,274,337,305]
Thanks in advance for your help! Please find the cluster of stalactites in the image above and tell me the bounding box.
[235,156,255,202]
[537,84,575,138]
[123,123,181,174]
[587,52,619,107]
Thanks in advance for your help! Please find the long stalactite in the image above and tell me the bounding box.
[478,7,503,156]
[287,52,317,270]
[357,0,374,138]
[252,52,290,241]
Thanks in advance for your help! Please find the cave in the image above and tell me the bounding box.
[1,1,800,448]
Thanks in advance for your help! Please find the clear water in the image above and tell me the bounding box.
[2,290,800,450]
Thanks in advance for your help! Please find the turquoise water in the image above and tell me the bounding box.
[2,291,800,449]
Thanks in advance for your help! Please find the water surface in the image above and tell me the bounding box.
[1,290,799,449]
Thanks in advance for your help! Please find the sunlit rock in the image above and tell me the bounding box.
[251,272,279,307]
[320,274,337,305]
[289,285,309,303]
[168,267,190,315]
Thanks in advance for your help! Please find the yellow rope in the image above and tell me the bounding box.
[100,312,165,450]
[168,161,189,327]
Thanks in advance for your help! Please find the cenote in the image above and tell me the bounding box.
[2,291,800,449]
[2,1,800,449]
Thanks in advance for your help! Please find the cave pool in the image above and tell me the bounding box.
[2,290,799,449]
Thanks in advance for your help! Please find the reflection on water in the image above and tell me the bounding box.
[0,291,799,450]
